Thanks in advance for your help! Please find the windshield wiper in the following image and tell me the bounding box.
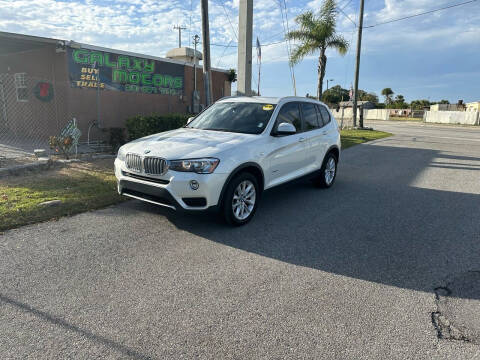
[200,128,252,134]
[203,128,233,133]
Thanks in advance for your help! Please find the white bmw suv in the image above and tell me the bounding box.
[115,96,341,225]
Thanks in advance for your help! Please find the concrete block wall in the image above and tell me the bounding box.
[424,111,479,125]
[332,108,390,121]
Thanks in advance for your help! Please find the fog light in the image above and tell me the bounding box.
[189,180,199,190]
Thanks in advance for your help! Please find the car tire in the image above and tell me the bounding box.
[315,152,338,188]
[222,172,260,226]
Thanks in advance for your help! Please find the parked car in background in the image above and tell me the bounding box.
[115,96,341,225]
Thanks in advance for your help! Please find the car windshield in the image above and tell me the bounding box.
[186,102,276,134]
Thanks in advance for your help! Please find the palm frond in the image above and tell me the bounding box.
[319,0,337,22]
[326,35,349,55]
[284,0,349,65]
[294,11,317,31]
[285,30,318,44]
[289,43,319,66]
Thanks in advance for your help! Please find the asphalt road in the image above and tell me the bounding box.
[1,121,480,359]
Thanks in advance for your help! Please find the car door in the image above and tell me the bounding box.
[300,102,327,173]
[265,102,309,188]
[317,104,337,152]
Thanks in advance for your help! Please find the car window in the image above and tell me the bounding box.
[317,105,331,127]
[275,102,302,132]
[187,102,276,134]
[301,103,321,131]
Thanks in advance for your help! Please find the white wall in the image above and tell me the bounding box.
[424,111,479,125]
[364,109,390,120]
[331,108,389,121]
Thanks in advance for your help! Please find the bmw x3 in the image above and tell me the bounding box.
[115,96,341,225]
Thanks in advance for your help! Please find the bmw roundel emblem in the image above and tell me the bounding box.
[144,149,151,154]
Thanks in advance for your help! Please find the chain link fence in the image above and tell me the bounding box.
[0,73,70,161]
[0,73,112,166]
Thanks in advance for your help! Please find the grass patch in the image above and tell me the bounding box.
[341,129,392,149]
[0,160,124,232]
[0,131,392,232]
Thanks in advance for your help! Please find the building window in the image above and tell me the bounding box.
[14,73,28,102]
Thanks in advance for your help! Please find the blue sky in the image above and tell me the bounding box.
[1,0,479,102]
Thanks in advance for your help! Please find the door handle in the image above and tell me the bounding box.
[299,137,306,142]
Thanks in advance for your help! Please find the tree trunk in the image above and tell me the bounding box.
[317,48,327,101]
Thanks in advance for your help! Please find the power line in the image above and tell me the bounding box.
[282,0,297,95]
[203,40,284,48]
[277,0,296,95]
[220,1,238,40]
[189,0,193,46]
[216,39,234,68]
[364,0,478,28]
[337,6,357,26]
[340,0,354,11]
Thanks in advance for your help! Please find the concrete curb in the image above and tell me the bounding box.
[0,158,83,178]
[0,159,55,178]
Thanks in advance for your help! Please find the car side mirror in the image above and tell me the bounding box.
[187,116,195,125]
[274,122,296,136]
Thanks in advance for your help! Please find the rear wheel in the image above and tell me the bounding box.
[315,152,338,188]
[222,172,259,226]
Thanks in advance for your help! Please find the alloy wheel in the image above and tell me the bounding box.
[324,157,336,185]
[232,180,256,221]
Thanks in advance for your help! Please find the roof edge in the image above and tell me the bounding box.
[0,31,230,74]
[0,31,60,45]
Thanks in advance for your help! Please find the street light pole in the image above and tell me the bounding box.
[193,35,200,94]
[352,0,365,128]
[327,79,334,91]
[192,34,200,113]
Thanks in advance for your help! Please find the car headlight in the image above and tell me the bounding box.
[117,146,127,161]
[168,158,220,174]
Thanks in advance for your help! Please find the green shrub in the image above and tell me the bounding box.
[107,127,126,152]
[125,113,191,140]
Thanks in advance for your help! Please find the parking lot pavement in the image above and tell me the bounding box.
[1,123,480,359]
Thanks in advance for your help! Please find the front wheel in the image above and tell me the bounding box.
[222,172,260,226]
[315,152,338,188]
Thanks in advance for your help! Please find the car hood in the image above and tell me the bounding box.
[123,128,258,159]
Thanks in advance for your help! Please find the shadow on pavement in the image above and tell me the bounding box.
[131,144,480,299]
[0,293,152,360]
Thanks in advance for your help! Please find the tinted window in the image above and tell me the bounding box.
[301,103,320,130]
[276,102,302,132]
[188,102,276,134]
[317,105,331,126]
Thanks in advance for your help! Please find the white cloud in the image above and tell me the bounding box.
[0,0,478,74]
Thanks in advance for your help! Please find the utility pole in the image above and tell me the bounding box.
[237,0,253,96]
[200,0,213,106]
[174,25,187,48]
[352,0,365,128]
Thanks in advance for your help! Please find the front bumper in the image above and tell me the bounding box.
[114,158,228,211]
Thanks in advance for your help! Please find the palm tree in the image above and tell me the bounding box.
[381,88,394,105]
[286,0,349,100]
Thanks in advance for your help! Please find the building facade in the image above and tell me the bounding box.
[430,103,464,112]
[465,101,480,112]
[338,101,376,110]
[0,31,231,144]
